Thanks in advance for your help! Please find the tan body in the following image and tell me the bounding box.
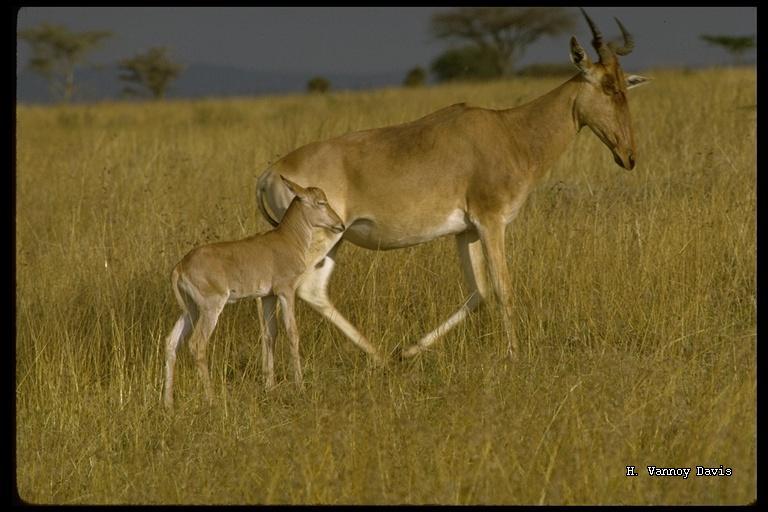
[264,83,581,250]
[163,180,353,409]
[256,11,650,359]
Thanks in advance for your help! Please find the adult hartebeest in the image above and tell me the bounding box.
[255,9,650,360]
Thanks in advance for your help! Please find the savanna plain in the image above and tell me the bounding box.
[16,68,755,504]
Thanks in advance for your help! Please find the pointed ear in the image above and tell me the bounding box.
[570,36,592,74]
[280,175,307,198]
[626,74,651,90]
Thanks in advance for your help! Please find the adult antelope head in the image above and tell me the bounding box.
[570,8,650,170]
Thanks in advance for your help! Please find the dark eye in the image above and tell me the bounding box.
[317,200,327,206]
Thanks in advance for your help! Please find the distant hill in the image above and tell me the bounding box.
[16,63,409,104]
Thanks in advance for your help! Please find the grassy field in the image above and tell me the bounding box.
[16,67,755,504]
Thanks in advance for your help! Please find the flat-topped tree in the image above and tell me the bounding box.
[19,23,112,102]
[119,47,184,100]
[700,34,755,65]
[431,7,575,77]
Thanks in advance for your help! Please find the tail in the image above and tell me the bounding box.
[171,265,198,321]
[256,170,279,227]
[171,266,186,312]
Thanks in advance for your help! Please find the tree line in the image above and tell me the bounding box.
[19,8,755,102]
[406,7,754,86]
[19,24,183,102]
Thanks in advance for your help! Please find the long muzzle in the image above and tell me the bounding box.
[613,149,636,170]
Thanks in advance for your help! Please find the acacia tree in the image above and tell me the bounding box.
[431,7,575,77]
[118,47,183,99]
[700,34,755,65]
[18,23,112,102]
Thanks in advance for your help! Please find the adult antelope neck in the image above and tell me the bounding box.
[498,75,582,183]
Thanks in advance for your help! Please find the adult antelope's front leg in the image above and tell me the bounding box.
[297,244,383,364]
[476,218,519,359]
[402,229,490,358]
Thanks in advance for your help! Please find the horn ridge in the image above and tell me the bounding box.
[579,7,613,62]
[608,17,634,56]
[579,7,602,45]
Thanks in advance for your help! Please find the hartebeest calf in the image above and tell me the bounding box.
[255,9,650,360]
[163,177,345,408]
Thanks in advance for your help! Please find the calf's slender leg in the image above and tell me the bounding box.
[187,298,226,403]
[260,295,278,390]
[163,313,193,409]
[278,293,304,389]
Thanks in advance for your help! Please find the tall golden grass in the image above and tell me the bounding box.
[16,67,755,504]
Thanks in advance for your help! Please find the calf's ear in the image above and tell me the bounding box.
[281,175,308,198]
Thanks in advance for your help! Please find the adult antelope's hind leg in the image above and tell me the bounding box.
[163,313,193,409]
[260,295,278,390]
[297,243,383,364]
[476,218,519,359]
[402,229,490,358]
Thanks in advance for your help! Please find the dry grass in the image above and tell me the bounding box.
[16,67,755,504]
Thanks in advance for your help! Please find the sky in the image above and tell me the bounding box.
[17,7,756,76]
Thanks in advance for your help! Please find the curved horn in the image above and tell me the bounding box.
[579,8,613,62]
[580,7,602,44]
[608,17,634,56]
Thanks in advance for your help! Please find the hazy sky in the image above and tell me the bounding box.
[17,7,756,75]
